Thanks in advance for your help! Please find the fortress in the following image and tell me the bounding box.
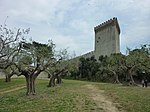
[94,17,120,59]
[72,17,120,61]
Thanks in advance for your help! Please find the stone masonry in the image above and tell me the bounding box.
[94,17,120,60]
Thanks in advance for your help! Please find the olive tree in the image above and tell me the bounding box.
[14,40,57,95]
[123,45,150,85]
[107,53,125,83]
[46,49,69,87]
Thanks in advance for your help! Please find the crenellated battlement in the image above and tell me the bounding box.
[94,17,120,34]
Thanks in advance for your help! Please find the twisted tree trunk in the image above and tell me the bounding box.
[56,71,67,84]
[25,75,36,95]
[22,69,41,96]
[128,70,136,86]
[47,69,67,87]
[56,75,61,84]
[128,66,137,86]
[5,74,12,82]
[5,71,16,82]
[113,71,120,84]
[47,74,56,87]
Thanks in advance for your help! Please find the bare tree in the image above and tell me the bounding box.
[0,23,29,80]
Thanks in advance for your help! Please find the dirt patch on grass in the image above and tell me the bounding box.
[0,86,26,94]
[84,84,125,112]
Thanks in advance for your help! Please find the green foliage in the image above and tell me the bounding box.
[70,44,150,83]
[16,40,55,69]
[18,56,32,65]
[22,41,54,60]
[78,56,99,80]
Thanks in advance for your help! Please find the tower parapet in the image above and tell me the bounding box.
[94,17,120,34]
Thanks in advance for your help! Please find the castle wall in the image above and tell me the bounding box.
[69,51,95,62]
[69,51,95,66]
[81,51,95,59]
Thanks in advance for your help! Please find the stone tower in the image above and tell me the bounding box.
[94,17,120,60]
[69,17,121,63]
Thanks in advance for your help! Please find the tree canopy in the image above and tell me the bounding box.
[68,44,150,85]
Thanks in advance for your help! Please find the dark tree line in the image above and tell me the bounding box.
[68,44,150,85]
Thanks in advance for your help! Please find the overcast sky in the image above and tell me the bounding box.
[0,0,150,56]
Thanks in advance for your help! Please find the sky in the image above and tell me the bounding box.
[0,0,150,57]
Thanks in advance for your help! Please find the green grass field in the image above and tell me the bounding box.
[95,83,150,112]
[0,78,150,112]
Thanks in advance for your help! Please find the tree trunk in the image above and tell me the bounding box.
[48,73,51,78]
[47,75,55,87]
[5,75,11,82]
[56,74,63,84]
[5,73,13,82]
[58,76,62,84]
[125,73,130,82]
[48,69,66,87]
[25,75,37,96]
[129,72,136,86]
[56,75,60,84]
[128,68,137,86]
[87,71,92,80]
[113,71,120,84]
